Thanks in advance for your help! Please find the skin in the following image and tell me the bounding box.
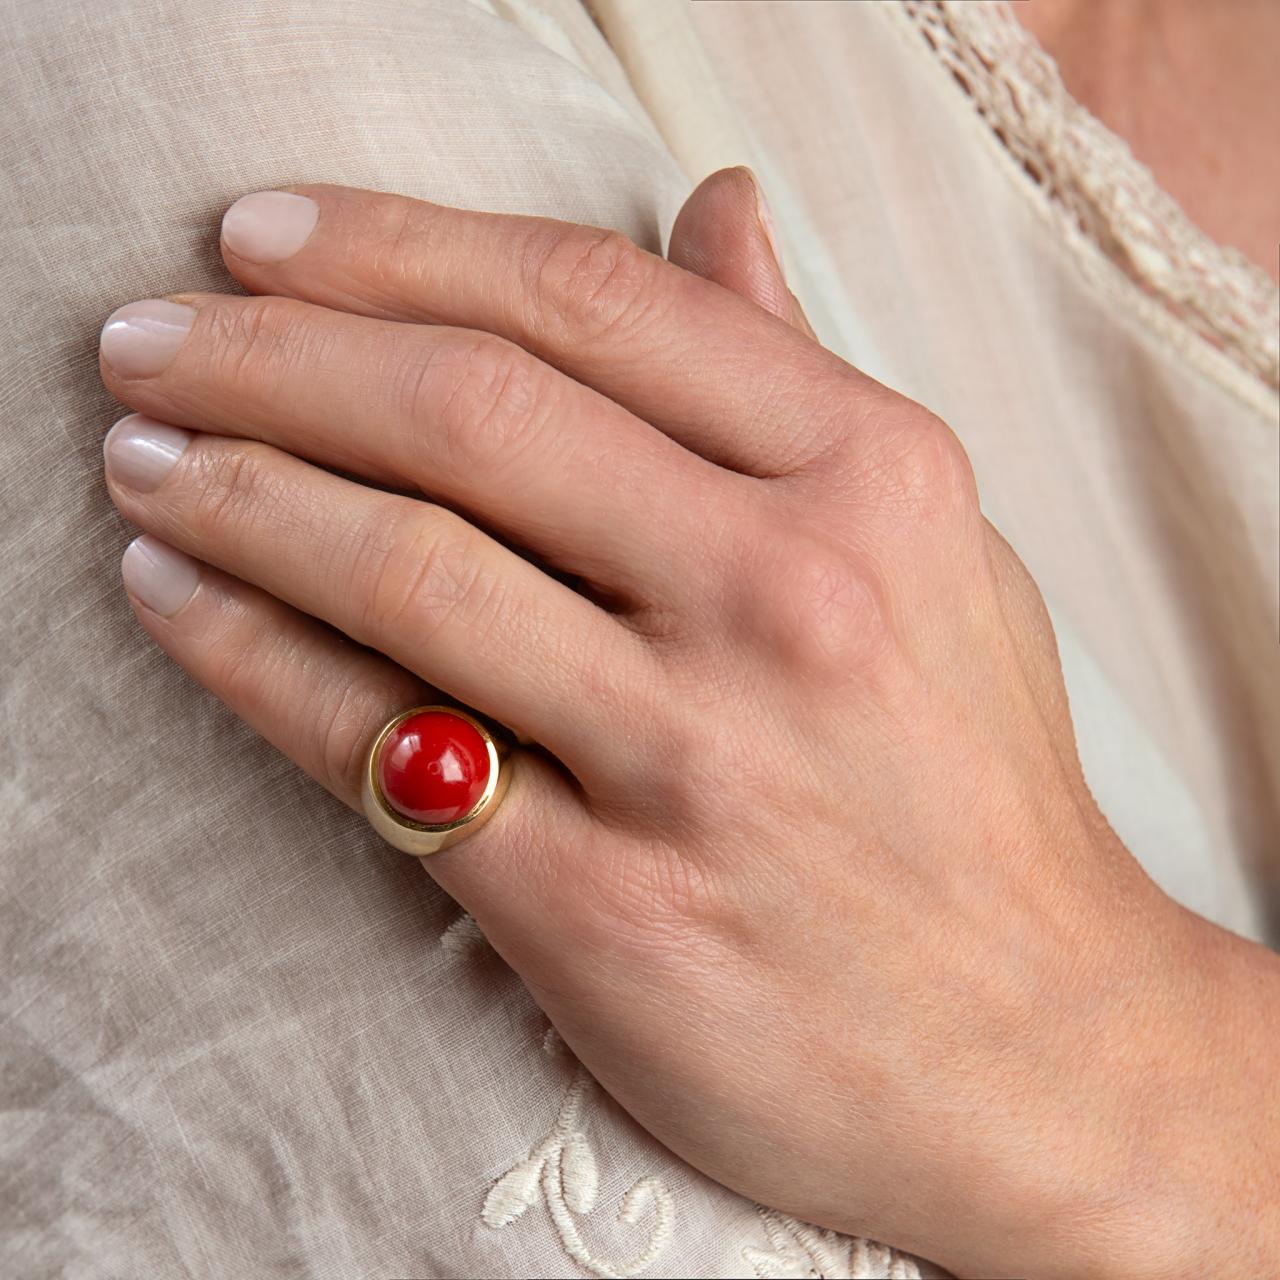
[97,171,1280,1279]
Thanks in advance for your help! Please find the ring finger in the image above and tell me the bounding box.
[119,535,590,913]
[103,416,648,781]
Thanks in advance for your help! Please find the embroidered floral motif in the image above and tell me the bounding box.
[481,1030,675,1278]
[743,1208,920,1280]
[440,911,488,957]
[448,920,918,1280]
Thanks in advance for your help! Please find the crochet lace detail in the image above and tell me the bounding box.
[900,0,1279,393]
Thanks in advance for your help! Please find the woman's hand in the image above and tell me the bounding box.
[98,172,1279,1279]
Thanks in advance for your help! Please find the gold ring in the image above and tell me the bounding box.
[361,705,514,857]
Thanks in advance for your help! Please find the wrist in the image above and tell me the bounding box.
[1035,904,1279,1280]
[1127,911,1280,1278]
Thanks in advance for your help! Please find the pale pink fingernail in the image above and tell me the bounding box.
[221,190,319,264]
[121,535,201,617]
[100,300,195,378]
[104,414,193,492]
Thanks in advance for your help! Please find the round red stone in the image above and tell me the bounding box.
[377,710,491,826]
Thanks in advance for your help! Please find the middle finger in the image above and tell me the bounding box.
[219,184,879,477]
[99,292,735,609]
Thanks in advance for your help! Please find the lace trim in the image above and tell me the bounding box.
[899,0,1280,394]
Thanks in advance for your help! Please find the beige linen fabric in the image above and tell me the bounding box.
[1,1,1274,1278]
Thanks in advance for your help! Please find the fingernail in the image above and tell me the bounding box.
[100,300,195,378]
[104,414,193,492]
[121,535,200,617]
[221,190,319,264]
[749,171,784,271]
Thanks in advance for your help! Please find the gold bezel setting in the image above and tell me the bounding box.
[361,704,513,857]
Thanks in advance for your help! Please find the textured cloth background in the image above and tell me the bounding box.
[1,1,1275,1277]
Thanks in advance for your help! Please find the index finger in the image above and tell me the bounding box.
[218,184,889,478]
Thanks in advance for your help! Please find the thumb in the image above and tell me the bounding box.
[667,166,815,337]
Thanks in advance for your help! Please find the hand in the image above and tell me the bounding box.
[98,171,1279,1279]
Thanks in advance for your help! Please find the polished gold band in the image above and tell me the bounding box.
[361,704,514,857]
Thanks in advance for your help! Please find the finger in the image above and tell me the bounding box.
[119,533,591,908]
[667,166,816,339]
[99,294,727,610]
[217,184,885,477]
[103,416,647,783]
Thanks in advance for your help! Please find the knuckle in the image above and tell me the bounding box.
[363,508,499,646]
[527,224,665,344]
[186,442,279,536]
[203,296,316,391]
[369,197,441,293]
[425,332,554,474]
[732,524,895,684]
[203,596,271,703]
[782,544,891,677]
[854,411,978,521]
